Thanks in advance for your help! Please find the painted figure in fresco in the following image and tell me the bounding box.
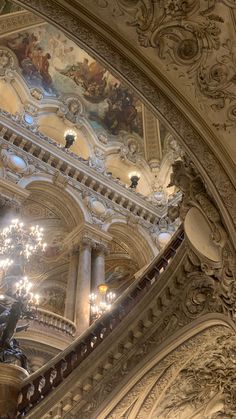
[1,28,142,135]
[3,32,54,93]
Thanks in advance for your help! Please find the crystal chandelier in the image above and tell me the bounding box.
[89,283,116,320]
[15,276,40,311]
[0,218,47,266]
[0,218,47,306]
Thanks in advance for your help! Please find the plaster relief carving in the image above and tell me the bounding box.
[83,195,114,227]
[169,158,236,320]
[89,147,106,173]
[109,0,236,131]
[57,95,83,125]
[119,135,142,164]
[0,146,35,179]
[0,48,16,77]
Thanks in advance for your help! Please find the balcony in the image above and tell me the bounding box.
[17,308,76,352]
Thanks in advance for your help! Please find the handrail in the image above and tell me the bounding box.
[17,226,184,416]
[29,308,76,337]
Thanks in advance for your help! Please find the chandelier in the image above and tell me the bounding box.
[15,276,40,311]
[0,218,47,307]
[0,218,47,265]
[89,283,116,320]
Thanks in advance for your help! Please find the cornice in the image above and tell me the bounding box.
[63,223,112,252]
[0,10,43,38]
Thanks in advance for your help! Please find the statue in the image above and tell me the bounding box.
[0,299,34,371]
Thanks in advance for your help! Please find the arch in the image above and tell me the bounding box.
[18,177,89,229]
[99,314,236,419]
[13,0,236,250]
[108,221,156,267]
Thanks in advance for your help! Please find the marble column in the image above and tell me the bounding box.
[91,244,107,292]
[64,250,79,322]
[75,239,92,336]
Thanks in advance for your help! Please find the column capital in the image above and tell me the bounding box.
[63,223,112,254]
[93,241,109,256]
[80,236,94,251]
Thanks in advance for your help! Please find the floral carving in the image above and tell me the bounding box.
[0,48,15,76]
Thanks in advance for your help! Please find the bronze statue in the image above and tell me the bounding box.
[0,299,34,371]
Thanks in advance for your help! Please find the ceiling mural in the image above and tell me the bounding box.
[1,24,143,138]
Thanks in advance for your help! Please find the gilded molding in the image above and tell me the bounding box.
[0,11,43,37]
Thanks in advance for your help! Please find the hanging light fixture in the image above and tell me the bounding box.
[89,283,116,320]
[0,218,47,305]
[0,218,47,264]
[15,276,40,312]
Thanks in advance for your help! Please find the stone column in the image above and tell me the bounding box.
[64,250,79,322]
[0,364,28,418]
[91,244,107,292]
[75,238,92,336]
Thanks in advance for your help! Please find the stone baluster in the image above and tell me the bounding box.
[9,133,17,143]
[64,250,79,322]
[75,238,92,335]
[119,197,126,206]
[81,175,88,185]
[28,144,37,154]
[104,188,111,198]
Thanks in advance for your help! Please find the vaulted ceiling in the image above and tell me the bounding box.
[7,0,236,251]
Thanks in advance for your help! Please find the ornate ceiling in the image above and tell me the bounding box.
[64,0,236,165]
[0,4,183,200]
[1,23,144,139]
[8,0,236,255]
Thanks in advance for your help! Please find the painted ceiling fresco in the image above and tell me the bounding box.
[1,24,143,137]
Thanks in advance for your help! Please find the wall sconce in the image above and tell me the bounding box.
[64,129,77,149]
[129,171,140,189]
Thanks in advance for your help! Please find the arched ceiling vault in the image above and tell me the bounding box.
[12,0,236,248]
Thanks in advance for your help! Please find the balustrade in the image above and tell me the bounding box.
[0,110,182,227]
[17,227,184,417]
[26,308,76,338]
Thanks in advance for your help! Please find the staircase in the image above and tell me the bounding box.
[17,227,184,417]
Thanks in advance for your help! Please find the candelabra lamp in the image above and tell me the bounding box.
[0,218,46,274]
[129,171,140,189]
[64,129,77,149]
[89,283,116,321]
